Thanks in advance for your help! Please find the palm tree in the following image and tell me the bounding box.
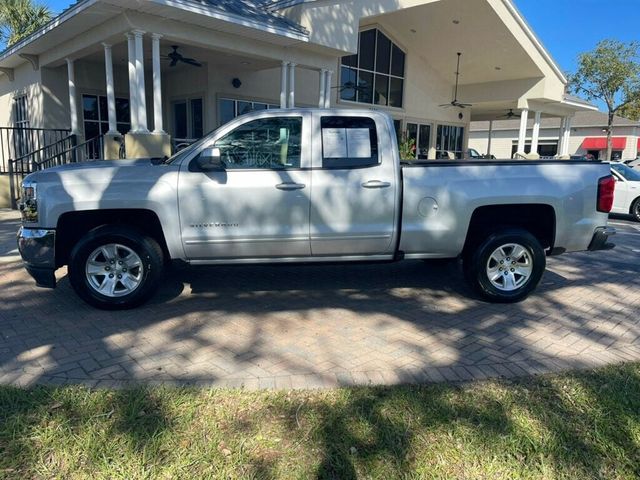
[0,0,52,48]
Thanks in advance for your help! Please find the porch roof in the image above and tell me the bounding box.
[0,0,309,71]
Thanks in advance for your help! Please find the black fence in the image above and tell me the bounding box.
[0,127,70,173]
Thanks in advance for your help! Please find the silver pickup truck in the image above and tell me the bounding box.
[17,109,616,309]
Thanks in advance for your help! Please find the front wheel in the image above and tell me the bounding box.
[68,226,164,310]
[463,229,546,303]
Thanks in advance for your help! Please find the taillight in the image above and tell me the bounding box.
[597,175,615,213]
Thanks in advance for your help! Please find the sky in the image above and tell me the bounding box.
[513,0,640,75]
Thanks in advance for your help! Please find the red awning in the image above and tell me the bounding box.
[637,138,640,152]
[582,137,627,150]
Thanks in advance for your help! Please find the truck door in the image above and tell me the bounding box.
[177,112,311,260]
[310,114,399,256]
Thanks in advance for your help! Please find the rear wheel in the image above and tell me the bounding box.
[632,198,640,222]
[463,229,545,303]
[68,225,164,310]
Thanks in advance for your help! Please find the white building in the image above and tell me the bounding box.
[0,0,594,207]
[470,110,640,160]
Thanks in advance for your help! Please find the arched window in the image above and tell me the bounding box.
[340,28,406,108]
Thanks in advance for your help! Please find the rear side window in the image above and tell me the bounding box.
[321,116,379,168]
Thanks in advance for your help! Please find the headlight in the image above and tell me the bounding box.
[19,181,38,223]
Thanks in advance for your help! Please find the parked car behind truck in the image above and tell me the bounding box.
[17,109,616,309]
[610,162,640,222]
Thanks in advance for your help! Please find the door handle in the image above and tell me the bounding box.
[362,180,391,189]
[276,182,306,191]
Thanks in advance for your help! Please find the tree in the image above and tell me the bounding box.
[618,100,640,121]
[0,0,52,48]
[569,40,640,161]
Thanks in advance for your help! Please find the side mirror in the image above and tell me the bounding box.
[197,147,224,171]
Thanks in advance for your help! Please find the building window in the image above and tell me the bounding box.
[405,122,431,159]
[13,95,29,128]
[214,117,302,170]
[218,98,280,126]
[340,28,406,108]
[13,94,31,157]
[82,94,130,139]
[436,125,465,159]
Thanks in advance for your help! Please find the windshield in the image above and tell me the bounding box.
[611,163,640,182]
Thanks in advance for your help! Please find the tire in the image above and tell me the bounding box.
[631,198,640,222]
[463,228,546,303]
[68,225,164,310]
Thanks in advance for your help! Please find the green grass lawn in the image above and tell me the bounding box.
[1,364,640,479]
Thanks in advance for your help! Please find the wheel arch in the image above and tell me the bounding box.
[462,204,556,257]
[56,209,169,268]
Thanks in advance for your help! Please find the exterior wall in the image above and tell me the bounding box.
[283,0,567,103]
[41,65,71,130]
[0,63,43,127]
[0,64,42,208]
[469,125,640,159]
[0,64,44,184]
[284,0,441,53]
[568,127,638,160]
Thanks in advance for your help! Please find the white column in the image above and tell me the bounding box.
[151,33,164,133]
[517,108,529,154]
[133,30,148,132]
[531,111,541,155]
[288,62,296,108]
[487,120,493,157]
[324,70,333,108]
[562,116,573,156]
[318,69,326,108]
[280,61,288,109]
[126,33,139,132]
[557,117,567,156]
[102,43,118,135]
[66,58,80,135]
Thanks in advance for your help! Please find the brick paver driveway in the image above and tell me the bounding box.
[1,209,640,389]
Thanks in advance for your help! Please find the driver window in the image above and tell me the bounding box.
[214,117,302,169]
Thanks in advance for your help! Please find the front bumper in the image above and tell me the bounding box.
[588,226,616,252]
[17,227,57,288]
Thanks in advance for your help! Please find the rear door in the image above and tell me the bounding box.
[309,113,399,256]
[177,111,312,259]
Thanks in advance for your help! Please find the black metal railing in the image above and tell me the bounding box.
[8,135,104,208]
[0,127,70,173]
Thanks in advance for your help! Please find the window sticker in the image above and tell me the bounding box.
[322,128,372,159]
[346,128,372,158]
[322,128,348,158]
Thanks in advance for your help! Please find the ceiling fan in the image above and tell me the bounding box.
[439,52,472,109]
[499,109,521,119]
[165,46,202,68]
